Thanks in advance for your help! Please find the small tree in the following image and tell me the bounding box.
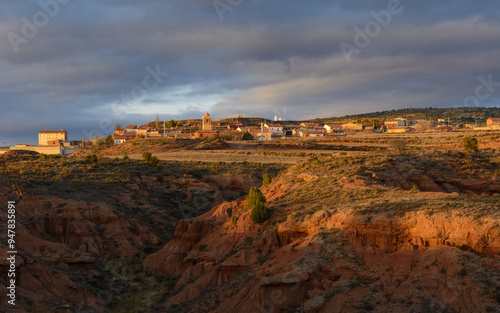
[123,152,129,161]
[463,137,478,152]
[105,135,114,144]
[262,174,272,186]
[246,187,268,224]
[115,124,123,131]
[167,119,177,128]
[242,131,253,140]
[250,201,268,224]
[246,187,266,210]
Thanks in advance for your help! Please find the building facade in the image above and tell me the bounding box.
[38,130,68,146]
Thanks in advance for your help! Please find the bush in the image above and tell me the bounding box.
[84,154,98,163]
[150,156,160,167]
[105,135,114,144]
[39,153,48,161]
[142,151,152,163]
[463,137,478,152]
[251,201,268,224]
[246,187,266,210]
[123,152,129,161]
[242,131,253,140]
[247,187,268,224]
[210,162,219,174]
[262,174,272,186]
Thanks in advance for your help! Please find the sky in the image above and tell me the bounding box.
[1,0,500,145]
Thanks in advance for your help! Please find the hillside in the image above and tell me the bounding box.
[144,148,500,312]
[1,134,499,312]
[322,107,500,124]
[0,152,283,312]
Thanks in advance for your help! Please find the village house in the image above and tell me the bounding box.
[282,124,299,136]
[299,130,325,137]
[194,130,218,139]
[387,127,411,134]
[342,122,363,131]
[406,118,427,126]
[249,127,272,140]
[264,123,284,134]
[384,119,405,128]
[38,130,68,146]
[323,124,343,133]
[113,135,127,145]
[136,126,150,137]
[124,124,138,133]
[487,118,500,126]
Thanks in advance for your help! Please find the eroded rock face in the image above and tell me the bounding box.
[0,172,255,313]
[375,158,500,195]
[144,193,500,313]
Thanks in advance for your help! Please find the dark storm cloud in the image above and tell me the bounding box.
[0,0,499,144]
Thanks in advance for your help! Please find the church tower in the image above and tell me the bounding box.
[202,112,212,131]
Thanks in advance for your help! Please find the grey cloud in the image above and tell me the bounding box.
[0,0,499,144]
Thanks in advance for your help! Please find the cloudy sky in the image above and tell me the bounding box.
[1,0,499,145]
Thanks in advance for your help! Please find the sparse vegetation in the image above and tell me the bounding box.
[84,154,98,163]
[463,136,479,152]
[242,131,253,140]
[262,173,272,186]
[247,187,268,223]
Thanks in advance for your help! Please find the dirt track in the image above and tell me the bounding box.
[127,151,307,164]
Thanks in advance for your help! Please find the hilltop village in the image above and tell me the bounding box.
[112,113,500,143]
[1,111,500,156]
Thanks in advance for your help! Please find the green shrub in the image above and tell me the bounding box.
[105,135,114,144]
[410,185,419,193]
[262,174,272,186]
[150,156,160,167]
[84,154,98,163]
[246,187,266,210]
[142,151,152,163]
[39,153,48,161]
[251,201,268,224]
[412,146,422,151]
[210,162,219,174]
[247,187,268,223]
[242,131,253,140]
[463,137,478,152]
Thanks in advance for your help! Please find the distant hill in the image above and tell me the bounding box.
[320,107,500,124]
[144,107,500,127]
